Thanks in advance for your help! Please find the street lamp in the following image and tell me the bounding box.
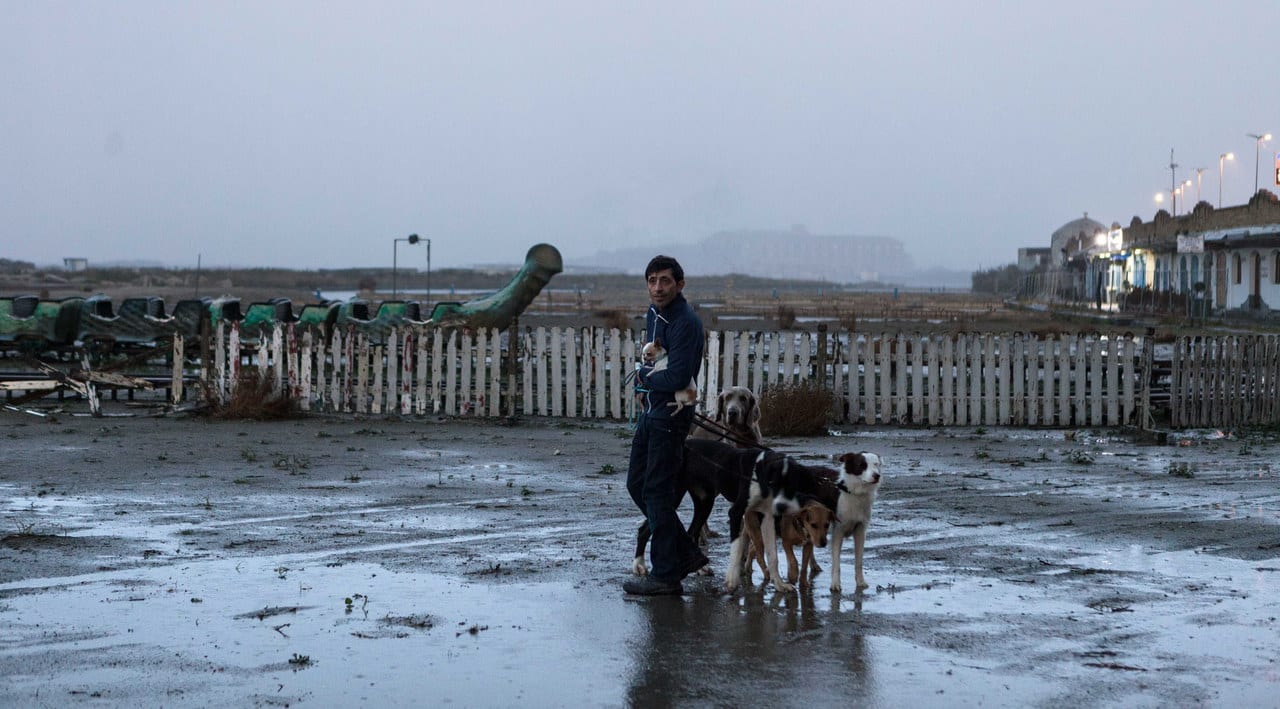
[1193,168,1206,206]
[392,233,421,299]
[1218,152,1235,207]
[1248,132,1272,195]
[1181,179,1192,215]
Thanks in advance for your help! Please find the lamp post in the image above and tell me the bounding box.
[1193,168,1206,206]
[1248,132,1273,195]
[1218,152,1235,207]
[392,233,421,299]
[1181,179,1193,215]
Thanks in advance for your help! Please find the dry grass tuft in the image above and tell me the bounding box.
[758,380,835,437]
[200,369,301,420]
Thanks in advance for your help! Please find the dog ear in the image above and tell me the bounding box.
[839,452,867,475]
[715,390,729,421]
[747,390,760,424]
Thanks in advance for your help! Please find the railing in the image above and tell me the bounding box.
[173,324,1280,429]
[1167,335,1280,428]
[180,324,1117,426]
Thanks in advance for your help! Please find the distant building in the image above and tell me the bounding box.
[1016,248,1051,271]
[1022,191,1280,316]
[63,257,88,272]
[1048,214,1107,266]
[1120,190,1280,312]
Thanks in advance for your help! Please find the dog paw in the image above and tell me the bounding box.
[855,580,869,590]
[830,583,842,594]
[723,575,741,593]
[632,558,648,576]
[696,565,714,576]
[772,578,796,594]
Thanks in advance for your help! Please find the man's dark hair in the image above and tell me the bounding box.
[645,254,684,282]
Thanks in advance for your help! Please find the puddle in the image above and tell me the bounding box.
[5,420,1280,706]
[0,559,638,706]
[0,554,1069,708]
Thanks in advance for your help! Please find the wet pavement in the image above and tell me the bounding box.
[1,414,1278,707]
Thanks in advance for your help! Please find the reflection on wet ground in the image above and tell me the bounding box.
[2,421,1279,707]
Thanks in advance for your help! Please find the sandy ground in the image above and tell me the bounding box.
[2,406,1279,708]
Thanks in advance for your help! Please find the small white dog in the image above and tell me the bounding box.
[830,451,883,593]
[641,340,698,414]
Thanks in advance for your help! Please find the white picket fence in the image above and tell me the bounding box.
[1168,334,1280,429]
[176,323,1174,428]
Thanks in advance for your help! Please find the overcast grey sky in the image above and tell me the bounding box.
[3,1,1278,272]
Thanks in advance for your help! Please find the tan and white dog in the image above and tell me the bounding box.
[829,452,883,593]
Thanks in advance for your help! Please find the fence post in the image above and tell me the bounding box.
[816,323,828,389]
[171,333,184,406]
[1139,332,1153,430]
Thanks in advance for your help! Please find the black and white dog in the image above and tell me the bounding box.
[829,451,883,593]
[723,451,835,594]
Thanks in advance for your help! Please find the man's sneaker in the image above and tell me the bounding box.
[623,577,683,596]
[676,550,710,579]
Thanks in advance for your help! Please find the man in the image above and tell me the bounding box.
[623,255,708,596]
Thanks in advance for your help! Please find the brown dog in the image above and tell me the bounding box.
[782,501,833,588]
[742,499,833,589]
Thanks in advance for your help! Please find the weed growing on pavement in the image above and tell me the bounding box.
[759,380,835,437]
[1167,462,1195,478]
[1066,450,1094,465]
[200,369,301,420]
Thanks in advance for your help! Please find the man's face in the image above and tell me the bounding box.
[646,268,684,309]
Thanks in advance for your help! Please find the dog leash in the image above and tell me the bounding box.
[690,411,774,451]
[623,366,645,429]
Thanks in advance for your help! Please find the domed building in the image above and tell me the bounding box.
[1049,214,1107,266]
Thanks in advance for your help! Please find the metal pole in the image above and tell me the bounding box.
[1255,136,1261,194]
[392,240,399,298]
[426,238,432,303]
[1219,154,1225,208]
[1248,133,1272,196]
